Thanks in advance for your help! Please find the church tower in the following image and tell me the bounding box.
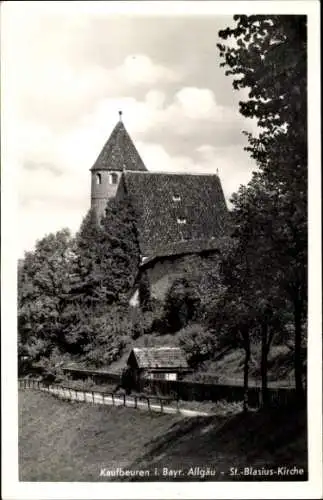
[90,111,147,220]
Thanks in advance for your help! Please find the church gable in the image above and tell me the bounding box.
[91,120,147,172]
[121,171,230,261]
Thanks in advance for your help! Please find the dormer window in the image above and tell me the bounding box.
[177,218,187,224]
[96,173,102,185]
[173,195,181,202]
[108,172,118,185]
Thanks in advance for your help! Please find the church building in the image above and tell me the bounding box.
[90,112,230,305]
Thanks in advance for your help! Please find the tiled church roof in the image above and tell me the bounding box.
[121,171,230,261]
[91,120,147,172]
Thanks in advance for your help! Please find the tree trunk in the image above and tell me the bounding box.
[243,331,251,413]
[294,298,305,406]
[260,322,269,409]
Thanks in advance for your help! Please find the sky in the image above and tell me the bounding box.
[3,2,260,258]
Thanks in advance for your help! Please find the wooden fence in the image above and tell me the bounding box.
[18,378,182,415]
[62,366,121,385]
[62,366,300,409]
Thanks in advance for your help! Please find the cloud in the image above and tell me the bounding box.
[11,55,181,133]
[120,55,179,85]
[24,161,63,177]
[175,87,217,120]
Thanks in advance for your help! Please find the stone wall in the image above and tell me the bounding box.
[91,170,121,219]
[144,252,219,302]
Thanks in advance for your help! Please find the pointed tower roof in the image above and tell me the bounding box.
[91,114,147,172]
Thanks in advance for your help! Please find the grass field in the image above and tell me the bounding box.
[19,389,307,482]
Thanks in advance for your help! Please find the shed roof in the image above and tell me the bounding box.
[128,347,189,370]
[91,120,147,172]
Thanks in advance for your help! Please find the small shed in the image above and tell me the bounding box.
[126,347,191,384]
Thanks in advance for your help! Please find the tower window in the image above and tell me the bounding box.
[109,173,118,185]
[96,173,102,185]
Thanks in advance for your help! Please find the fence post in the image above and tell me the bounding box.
[111,393,115,406]
[147,397,151,411]
[123,394,126,407]
[160,398,163,413]
[134,395,137,409]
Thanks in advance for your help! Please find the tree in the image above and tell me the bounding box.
[217,16,306,139]
[81,307,129,368]
[18,196,141,373]
[100,197,141,304]
[72,199,141,311]
[213,238,258,412]
[228,174,296,407]
[61,198,141,365]
[18,229,75,361]
[218,16,307,403]
[69,208,108,310]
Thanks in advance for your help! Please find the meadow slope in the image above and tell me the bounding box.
[19,390,307,482]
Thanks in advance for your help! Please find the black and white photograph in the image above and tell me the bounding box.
[1,1,322,499]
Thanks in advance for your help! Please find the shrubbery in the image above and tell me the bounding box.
[178,324,218,368]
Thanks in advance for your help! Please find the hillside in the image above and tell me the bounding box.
[19,389,307,481]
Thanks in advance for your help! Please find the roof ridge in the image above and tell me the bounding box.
[124,170,220,177]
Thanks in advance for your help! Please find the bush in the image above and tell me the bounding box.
[178,324,218,368]
[131,309,155,339]
[36,348,72,383]
[162,278,201,333]
[80,308,130,368]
